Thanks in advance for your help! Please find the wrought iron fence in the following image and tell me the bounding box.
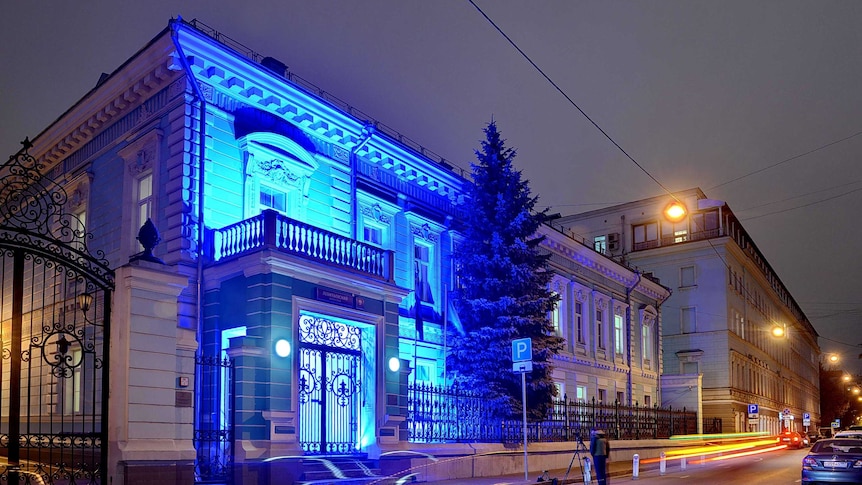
[194,354,234,484]
[408,383,702,443]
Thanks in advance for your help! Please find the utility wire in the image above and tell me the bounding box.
[467,1,785,321]
[740,186,862,222]
[467,0,678,201]
[467,1,846,341]
[708,129,862,191]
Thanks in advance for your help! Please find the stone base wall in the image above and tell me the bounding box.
[120,460,195,485]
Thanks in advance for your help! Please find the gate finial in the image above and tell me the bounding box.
[130,218,165,264]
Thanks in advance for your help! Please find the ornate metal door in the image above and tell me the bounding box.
[297,315,361,454]
[0,143,114,484]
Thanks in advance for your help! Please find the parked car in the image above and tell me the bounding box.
[806,431,822,445]
[819,426,834,439]
[779,430,806,449]
[833,430,862,439]
[802,438,862,484]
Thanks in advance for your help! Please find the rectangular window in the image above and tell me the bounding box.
[596,309,604,349]
[680,266,695,287]
[61,348,83,414]
[642,324,652,364]
[550,294,562,336]
[614,314,624,355]
[598,388,607,403]
[259,185,286,212]
[415,360,436,385]
[555,382,565,400]
[633,222,658,249]
[616,391,625,404]
[363,225,383,246]
[136,172,153,230]
[414,244,434,303]
[575,302,584,344]
[644,395,652,407]
[576,385,587,402]
[662,220,688,243]
[594,235,607,254]
[73,209,86,246]
[691,210,720,233]
[683,362,698,375]
[681,307,696,333]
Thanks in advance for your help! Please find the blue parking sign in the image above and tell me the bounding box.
[748,404,758,414]
[512,338,532,362]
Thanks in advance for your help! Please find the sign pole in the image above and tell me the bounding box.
[522,369,528,481]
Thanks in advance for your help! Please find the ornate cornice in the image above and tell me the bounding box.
[30,35,179,170]
[175,24,465,206]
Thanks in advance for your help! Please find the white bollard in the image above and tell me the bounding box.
[583,456,592,483]
[632,453,640,479]
[660,451,667,475]
[681,456,687,471]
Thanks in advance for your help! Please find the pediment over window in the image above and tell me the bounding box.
[239,132,318,199]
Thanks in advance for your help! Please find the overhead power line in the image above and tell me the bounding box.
[467,0,678,201]
[708,129,862,191]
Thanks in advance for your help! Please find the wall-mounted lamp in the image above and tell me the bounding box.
[771,326,785,338]
[275,339,291,358]
[664,201,687,222]
[388,357,401,372]
[77,292,93,313]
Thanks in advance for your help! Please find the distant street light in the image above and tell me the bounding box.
[829,354,840,364]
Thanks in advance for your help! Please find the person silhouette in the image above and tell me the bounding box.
[589,428,610,485]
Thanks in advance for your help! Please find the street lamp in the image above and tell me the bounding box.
[829,354,840,364]
[664,201,687,222]
[771,325,786,338]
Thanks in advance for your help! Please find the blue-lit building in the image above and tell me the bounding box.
[11,18,673,484]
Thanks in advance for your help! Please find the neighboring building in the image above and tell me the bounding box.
[2,17,673,485]
[539,225,670,409]
[559,188,821,434]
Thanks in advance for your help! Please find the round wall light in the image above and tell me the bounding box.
[388,357,401,372]
[664,201,687,222]
[275,339,291,358]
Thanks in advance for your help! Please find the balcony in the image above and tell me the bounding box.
[209,209,393,281]
[633,228,722,252]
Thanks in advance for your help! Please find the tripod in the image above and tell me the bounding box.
[563,435,592,484]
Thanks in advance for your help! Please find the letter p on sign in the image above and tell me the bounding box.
[512,338,532,362]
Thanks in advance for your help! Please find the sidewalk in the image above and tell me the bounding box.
[421,458,639,484]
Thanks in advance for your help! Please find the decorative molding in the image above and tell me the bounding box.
[360,203,392,224]
[411,223,438,243]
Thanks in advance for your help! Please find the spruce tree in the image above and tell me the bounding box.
[448,121,564,420]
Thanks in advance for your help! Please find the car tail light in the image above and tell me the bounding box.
[854,460,862,468]
[802,456,817,469]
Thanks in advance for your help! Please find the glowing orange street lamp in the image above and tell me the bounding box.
[664,201,687,222]
[771,326,785,338]
[829,354,840,364]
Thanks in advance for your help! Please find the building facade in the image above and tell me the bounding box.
[4,18,672,485]
[558,188,821,434]
[539,225,670,409]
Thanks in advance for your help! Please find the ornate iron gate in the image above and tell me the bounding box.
[194,354,234,484]
[297,315,361,454]
[0,142,114,484]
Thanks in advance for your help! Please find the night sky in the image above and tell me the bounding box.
[2,1,861,374]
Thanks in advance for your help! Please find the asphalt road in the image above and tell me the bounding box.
[622,448,807,485]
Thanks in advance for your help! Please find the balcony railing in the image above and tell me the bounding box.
[634,228,723,252]
[209,210,393,281]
